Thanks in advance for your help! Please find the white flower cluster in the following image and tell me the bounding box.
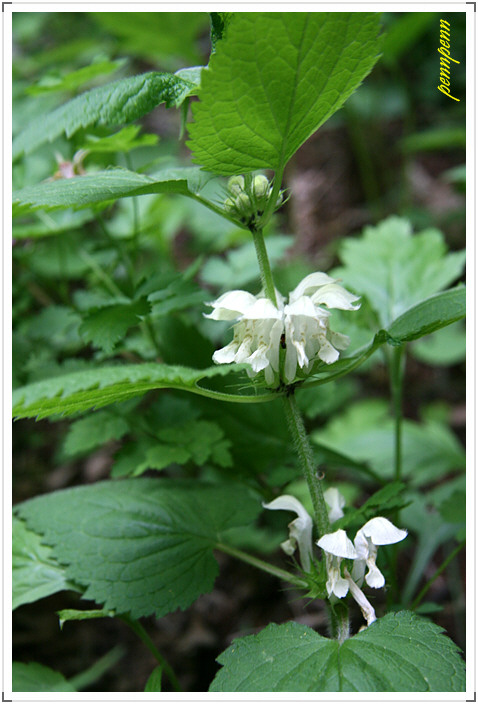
[264,491,407,627]
[205,273,360,385]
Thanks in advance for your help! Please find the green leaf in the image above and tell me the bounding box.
[57,608,115,629]
[145,665,163,692]
[13,166,214,217]
[26,58,126,95]
[210,612,465,692]
[12,363,272,420]
[79,297,151,353]
[334,483,407,530]
[12,210,95,239]
[82,125,158,153]
[16,478,261,619]
[412,320,466,366]
[13,663,76,692]
[13,517,76,609]
[63,411,130,456]
[209,12,235,52]
[188,13,382,174]
[387,287,465,343]
[333,217,466,328]
[13,71,196,159]
[312,400,465,486]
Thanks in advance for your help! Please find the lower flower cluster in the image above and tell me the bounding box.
[264,491,407,627]
[205,273,360,385]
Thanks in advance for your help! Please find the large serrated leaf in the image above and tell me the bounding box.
[13,663,76,693]
[16,479,261,619]
[13,71,195,160]
[13,517,76,610]
[13,167,214,217]
[12,363,274,420]
[188,13,382,174]
[210,613,465,692]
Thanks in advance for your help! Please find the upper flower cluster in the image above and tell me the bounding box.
[205,273,360,385]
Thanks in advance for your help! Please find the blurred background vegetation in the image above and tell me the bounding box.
[12,11,466,692]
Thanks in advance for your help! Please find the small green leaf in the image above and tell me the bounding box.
[79,297,151,353]
[13,71,196,159]
[26,58,126,95]
[16,479,261,619]
[12,363,272,420]
[210,612,465,692]
[13,517,76,609]
[387,287,465,343]
[63,411,130,457]
[334,483,407,530]
[82,125,158,153]
[188,13,382,174]
[144,666,163,692]
[13,662,76,692]
[333,217,465,328]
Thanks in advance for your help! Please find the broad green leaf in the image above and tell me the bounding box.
[312,400,465,486]
[13,71,196,159]
[13,663,76,693]
[334,483,407,530]
[12,363,274,420]
[333,217,465,328]
[79,297,151,353]
[16,479,261,619]
[387,287,465,343]
[412,320,466,366]
[145,666,163,692]
[13,517,76,609]
[13,167,214,217]
[209,12,235,52]
[188,13,382,174]
[26,59,126,95]
[57,608,115,629]
[210,612,465,692]
[63,411,130,457]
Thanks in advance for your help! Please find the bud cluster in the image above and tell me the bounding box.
[223,174,283,227]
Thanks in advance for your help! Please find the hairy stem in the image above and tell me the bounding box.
[215,543,308,589]
[121,617,182,692]
[282,393,331,538]
[250,226,278,305]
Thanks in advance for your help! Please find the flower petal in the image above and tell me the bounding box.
[205,290,258,320]
[242,298,281,320]
[360,517,408,546]
[317,529,357,559]
[311,283,360,311]
[324,487,346,523]
[289,272,337,302]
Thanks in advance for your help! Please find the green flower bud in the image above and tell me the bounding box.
[224,196,236,212]
[228,175,245,196]
[235,192,251,212]
[253,174,270,198]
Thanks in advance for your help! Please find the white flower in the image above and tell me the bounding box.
[317,529,357,598]
[205,273,359,385]
[352,517,408,589]
[263,495,313,571]
[324,487,346,523]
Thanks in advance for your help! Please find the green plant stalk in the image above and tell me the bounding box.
[282,393,331,538]
[121,617,182,692]
[215,543,308,589]
[250,226,278,304]
[410,540,465,611]
[390,344,405,482]
[260,166,285,227]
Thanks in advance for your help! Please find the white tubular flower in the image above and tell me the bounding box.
[263,495,313,572]
[344,568,377,627]
[205,273,359,385]
[324,487,346,523]
[317,529,357,599]
[352,517,408,589]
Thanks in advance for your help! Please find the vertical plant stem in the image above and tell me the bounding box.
[121,616,182,692]
[409,540,465,611]
[390,344,405,482]
[250,226,278,305]
[282,393,331,538]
